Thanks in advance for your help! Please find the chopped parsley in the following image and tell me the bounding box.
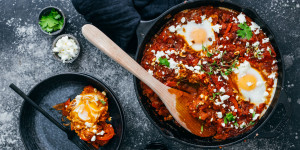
[249,121,255,126]
[210,92,220,100]
[224,112,236,124]
[237,23,253,40]
[100,100,106,105]
[158,57,170,67]
[199,116,201,120]
[252,111,256,118]
[201,124,204,133]
[39,9,64,33]
[234,122,238,126]
[268,48,272,56]
[202,45,212,57]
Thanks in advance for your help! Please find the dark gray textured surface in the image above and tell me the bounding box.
[0,0,299,149]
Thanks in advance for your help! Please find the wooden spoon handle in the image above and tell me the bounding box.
[81,24,168,96]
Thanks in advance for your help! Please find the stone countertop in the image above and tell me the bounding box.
[0,0,299,149]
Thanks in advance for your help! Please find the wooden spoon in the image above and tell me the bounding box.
[82,24,216,137]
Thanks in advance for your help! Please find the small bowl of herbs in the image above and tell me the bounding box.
[38,6,65,35]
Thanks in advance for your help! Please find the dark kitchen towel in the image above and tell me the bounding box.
[71,0,184,54]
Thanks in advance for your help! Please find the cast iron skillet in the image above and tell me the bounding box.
[19,73,124,150]
[134,0,292,148]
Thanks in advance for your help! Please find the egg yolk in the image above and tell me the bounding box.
[238,74,257,91]
[190,28,207,44]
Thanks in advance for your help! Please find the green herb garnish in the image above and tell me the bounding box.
[249,121,255,126]
[100,100,106,105]
[268,48,272,56]
[234,122,238,126]
[199,116,202,120]
[237,23,253,40]
[224,113,236,124]
[252,111,256,118]
[210,92,220,100]
[158,57,170,67]
[201,124,204,132]
[39,9,64,33]
[202,45,212,57]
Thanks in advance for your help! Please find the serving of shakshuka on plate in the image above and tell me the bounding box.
[140,6,278,140]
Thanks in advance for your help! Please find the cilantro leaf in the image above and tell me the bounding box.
[158,57,170,67]
[224,113,235,124]
[237,23,253,40]
[39,9,64,33]
[249,121,255,126]
[100,100,106,105]
[201,124,204,132]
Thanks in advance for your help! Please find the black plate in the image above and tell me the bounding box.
[19,73,124,150]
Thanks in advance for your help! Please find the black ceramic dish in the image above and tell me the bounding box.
[19,73,124,150]
[38,6,66,35]
[134,0,292,148]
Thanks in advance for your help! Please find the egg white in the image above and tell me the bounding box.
[176,20,215,51]
[234,61,268,106]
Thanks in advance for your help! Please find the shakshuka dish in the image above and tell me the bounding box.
[54,86,115,148]
[140,6,278,140]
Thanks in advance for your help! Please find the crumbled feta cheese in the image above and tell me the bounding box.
[246,42,249,47]
[220,87,225,93]
[210,118,213,122]
[268,72,276,79]
[222,104,227,108]
[262,38,269,44]
[220,95,230,101]
[52,36,79,63]
[201,15,206,20]
[208,17,213,22]
[213,89,216,92]
[232,17,238,23]
[240,122,246,128]
[168,58,178,69]
[231,106,235,111]
[216,112,223,118]
[85,122,92,128]
[212,24,222,33]
[148,70,153,75]
[75,95,82,101]
[226,36,229,40]
[91,135,96,142]
[249,109,254,113]
[218,76,222,82]
[181,17,186,23]
[253,114,260,120]
[92,129,97,134]
[252,41,260,47]
[250,22,260,31]
[254,29,260,34]
[168,25,176,32]
[234,109,237,112]
[202,61,207,64]
[96,130,105,135]
[221,123,225,127]
[237,13,246,23]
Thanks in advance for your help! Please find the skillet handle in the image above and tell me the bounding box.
[256,90,293,138]
[136,19,157,48]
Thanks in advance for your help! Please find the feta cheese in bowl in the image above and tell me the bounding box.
[52,34,80,63]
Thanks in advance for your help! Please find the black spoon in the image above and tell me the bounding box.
[9,83,96,150]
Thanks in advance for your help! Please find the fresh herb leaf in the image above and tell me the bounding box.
[224,113,235,124]
[249,121,255,126]
[201,124,204,132]
[224,117,228,124]
[199,116,201,120]
[39,9,64,33]
[234,122,238,126]
[100,100,106,105]
[158,57,170,67]
[237,23,253,40]
[202,45,207,51]
[268,48,272,56]
[210,92,220,100]
[252,112,256,118]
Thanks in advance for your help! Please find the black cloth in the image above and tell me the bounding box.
[71,0,184,54]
